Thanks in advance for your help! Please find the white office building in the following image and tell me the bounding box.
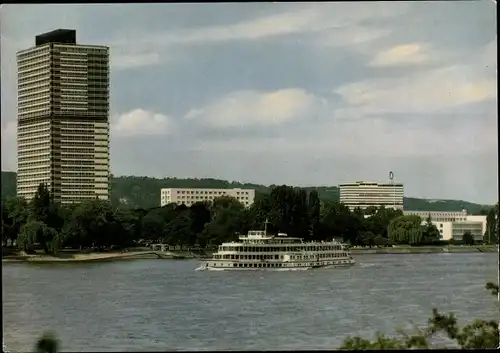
[403,210,469,222]
[160,188,255,207]
[339,181,404,211]
[404,210,487,242]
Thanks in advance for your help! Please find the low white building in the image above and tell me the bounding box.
[160,187,255,207]
[405,210,487,242]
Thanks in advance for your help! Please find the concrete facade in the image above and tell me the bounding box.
[160,188,255,207]
[403,210,468,222]
[16,29,110,204]
[406,210,487,242]
[339,181,404,211]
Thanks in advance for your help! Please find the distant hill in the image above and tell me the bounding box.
[1,171,492,213]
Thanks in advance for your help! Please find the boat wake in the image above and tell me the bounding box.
[358,263,377,268]
[195,264,355,271]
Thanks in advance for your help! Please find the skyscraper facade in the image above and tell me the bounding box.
[16,29,110,204]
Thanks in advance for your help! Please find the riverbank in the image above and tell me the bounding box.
[1,250,196,264]
[3,245,497,263]
[350,245,498,255]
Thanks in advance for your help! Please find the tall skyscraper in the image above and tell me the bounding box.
[16,29,110,204]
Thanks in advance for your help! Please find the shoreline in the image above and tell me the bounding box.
[2,246,497,264]
[350,245,498,255]
[1,250,195,264]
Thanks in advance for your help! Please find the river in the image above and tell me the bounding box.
[2,253,498,351]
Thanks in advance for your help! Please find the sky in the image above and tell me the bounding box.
[0,2,497,204]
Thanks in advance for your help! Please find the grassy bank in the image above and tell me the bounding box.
[3,245,496,264]
[1,249,195,264]
[350,245,498,255]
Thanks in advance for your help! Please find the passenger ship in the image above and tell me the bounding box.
[196,221,355,271]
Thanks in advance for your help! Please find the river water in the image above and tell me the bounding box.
[2,253,498,351]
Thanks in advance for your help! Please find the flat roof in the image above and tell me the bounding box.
[36,29,76,46]
[339,182,404,186]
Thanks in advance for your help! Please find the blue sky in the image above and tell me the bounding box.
[0,2,497,204]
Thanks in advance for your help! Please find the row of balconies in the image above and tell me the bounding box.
[17,49,51,64]
[17,130,51,138]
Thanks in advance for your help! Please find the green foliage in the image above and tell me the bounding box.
[388,215,422,244]
[484,203,499,244]
[1,171,492,212]
[2,182,498,251]
[2,196,29,246]
[340,282,500,350]
[386,214,443,246]
[462,231,475,245]
[0,184,396,252]
[18,220,59,254]
[35,331,59,353]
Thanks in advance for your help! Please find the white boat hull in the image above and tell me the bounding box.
[195,259,355,271]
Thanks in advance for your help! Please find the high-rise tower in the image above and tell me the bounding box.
[16,29,110,204]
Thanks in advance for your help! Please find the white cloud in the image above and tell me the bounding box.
[368,43,430,67]
[319,26,392,48]
[109,3,411,66]
[112,109,173,136]
[184,88,318,128]
[111,52,161,71]
[195,113,496,159]
[334,64,496,118]
[177,3,409,44]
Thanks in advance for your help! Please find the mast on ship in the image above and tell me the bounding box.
[264,218,270,236]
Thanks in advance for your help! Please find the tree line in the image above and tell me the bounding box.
[1,183,498,254]
[2,171,493,212]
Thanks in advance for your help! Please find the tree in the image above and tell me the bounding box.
[484,204,499,244]
[17,221,59,254]
[388,215,423,245]
[29,183,61,229]
[422,214,441,244]
[462,231,475,245]
[189,202,211,235]
[163,212,196,249]
[320,201,362,244]
[364,206,378,216]
[359,231,376,247]
[61,200,115,250]
[308,190,321,239]
[35,332,59,353]
[364,206,403,240]
[111,208,140,248]
[2,196,29,246]
[201,196,246,246]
